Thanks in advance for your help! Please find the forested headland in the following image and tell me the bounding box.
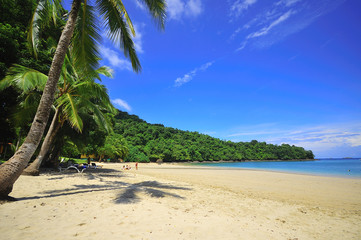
[112,110,314,162]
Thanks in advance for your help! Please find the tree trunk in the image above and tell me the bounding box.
[15,134,21,151]
[47,142,63,169]
[0,0,81,198]
[22,108,61,176]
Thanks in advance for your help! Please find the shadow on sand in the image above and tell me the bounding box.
[115,181,191,204]
[16,169,192,204]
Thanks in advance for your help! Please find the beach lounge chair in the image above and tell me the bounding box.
[91,162,102,168]
[58,161,86,173]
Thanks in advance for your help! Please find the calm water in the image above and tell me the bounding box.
[198,158,361,178]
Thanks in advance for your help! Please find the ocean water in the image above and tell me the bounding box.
[198,158,361,178]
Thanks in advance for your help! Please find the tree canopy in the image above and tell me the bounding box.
[113,110,314,162]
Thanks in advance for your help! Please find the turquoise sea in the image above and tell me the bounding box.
[198,158,361,178]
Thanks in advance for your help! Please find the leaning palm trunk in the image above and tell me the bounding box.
[0,0,81,198]
[22,108,61,176]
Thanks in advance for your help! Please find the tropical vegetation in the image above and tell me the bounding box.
[0,0,166,198]
[113,111,314,162]
[0,51,115,175]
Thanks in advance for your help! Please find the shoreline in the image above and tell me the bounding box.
[149,162,361,180]
[137,163,361,211]
[1,163,360,239]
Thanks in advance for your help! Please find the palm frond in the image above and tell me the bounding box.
[1,65,48,92]
[138,0,167,30]
[28,0,45,57]
[96,0,141,72]
[72,3,101,76]
[95,66,113,80]
[57,92,83,132]
[114,0,135,36]
[28,0,63,57]
[89,103,114,133]
[72,79,115,132]
[13,92,42,127]
[78,81,114,108]
[60,51,79,85]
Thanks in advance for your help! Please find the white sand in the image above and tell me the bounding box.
[0,163,360,239]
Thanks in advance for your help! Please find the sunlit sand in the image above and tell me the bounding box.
[1,163,360,239]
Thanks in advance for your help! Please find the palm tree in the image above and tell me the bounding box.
[97,133,129,161]
[0,0,166,198]
[0,56,115,175]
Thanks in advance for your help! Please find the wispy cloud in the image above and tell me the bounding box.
[99,46,132,71]
[288,54,298,61]
[229,0,257,19]
[133,23,144,54]
[202,131,217,136]
[226,122,361,158]
[246,10,294,39]
[167,0,184,19]
[167,0,203,20]
[231,0,346,51]
[235,10,294,51]
[134,0,146,10]
[186,0,203,17]
[111,98,132,112]
[174,61,214,87]
[276,0,301,7]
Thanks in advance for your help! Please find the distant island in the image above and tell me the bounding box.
[114,111,314,162]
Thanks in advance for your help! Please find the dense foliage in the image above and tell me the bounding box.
[114,111,314,162]
[0,0,63,155]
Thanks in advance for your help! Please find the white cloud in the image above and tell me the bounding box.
[99,46,132,71]
[168,0,185,20]
[232,0,346,51]
[174,61,214,87]
[236,40,247,51]
[247,10,294,39]
[186,0,203,17]
[229,0,257,18]
[279,128,361,158]
[202,131,217,136]
[348,134,361,147]
[174,74,192,87]
[225,122,361,158]
[111,98,132,111]
[167,0,203,20]
[133,23,144,54]
[135,0,146,10]
[199,61,213,71]
[276,0,301,7]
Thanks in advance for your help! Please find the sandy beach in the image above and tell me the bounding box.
[1,163,360,240]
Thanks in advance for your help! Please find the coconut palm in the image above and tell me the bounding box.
[0,0,166,198]
[97,133,129,161]
[1,52,116,175]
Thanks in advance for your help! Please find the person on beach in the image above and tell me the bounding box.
[135,162,138,170]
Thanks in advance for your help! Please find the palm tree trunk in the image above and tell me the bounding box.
[22,108,61,176]
[47,142,63,168]
[15,133,21,151]
[0,0,81,198]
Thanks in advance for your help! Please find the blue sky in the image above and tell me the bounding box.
[72,0,361,158]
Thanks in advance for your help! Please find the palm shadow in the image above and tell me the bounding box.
[17,175,191,204]
[114,181,191,204]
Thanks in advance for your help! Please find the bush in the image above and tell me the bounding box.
[125,146,150,163]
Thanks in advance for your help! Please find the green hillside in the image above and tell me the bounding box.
[113,110,314,162]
